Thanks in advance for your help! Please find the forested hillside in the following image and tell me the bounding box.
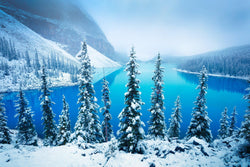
[177,45,250,78]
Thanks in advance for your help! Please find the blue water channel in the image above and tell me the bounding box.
[2,63,248,138]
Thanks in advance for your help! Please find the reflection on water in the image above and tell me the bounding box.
[178,72,248,94]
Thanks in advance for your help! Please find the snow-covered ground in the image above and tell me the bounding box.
[0,130,249,167]
[175,68,249,80]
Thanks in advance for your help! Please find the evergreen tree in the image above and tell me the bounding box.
[57,95,71,145]
[35,49,40,70]
[100,75,113,142]
[118,47,144,153]
[72,42,103,144]
[40,66,57,146]
[25,50,31,68]
[228,107,237,137]
[240,80,250,142]
[0,95,11,144]
[15,89,37,145]
[168,96,182,138]
[186,66,212,142]
[148,53,166,139]
[218,107,229,139]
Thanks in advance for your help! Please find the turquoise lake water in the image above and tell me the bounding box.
[3,63,248,138]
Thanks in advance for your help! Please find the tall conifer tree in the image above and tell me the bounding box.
[0,95,11,144]
[168,96,182,138]
[16,89,37,145]
[57,95,71,145]
[40,66,57,146]
[100,75,113,142]
[118,47,144,153]
[240,80,250,142]
[72,42,103,144]
[148,53,166,139]
[186,66,212,142]
[228,107,237,137]
[218,107,229,139]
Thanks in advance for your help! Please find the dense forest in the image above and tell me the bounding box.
[177,45,250,77]
[0,37,79,92]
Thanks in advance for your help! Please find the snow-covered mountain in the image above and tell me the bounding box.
[0,0,115,58]
[77,46,121,68]
[0,9,78,64]
[0,8,120,92]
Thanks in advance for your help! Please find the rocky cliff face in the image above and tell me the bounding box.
[0,0,115,57]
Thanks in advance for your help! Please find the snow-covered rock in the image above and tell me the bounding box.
[0,131,249,167]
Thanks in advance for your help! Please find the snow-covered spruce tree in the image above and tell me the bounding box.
[40,66,57,146]
[228,107,237,137]
[57,95,71,145]
[218,107,229,139]
[240,80,250,142]
[186,66,212,143]
[168,96,182,139]
[118,47,144,153]
[16,89,37,145]
[72,41,103,144]
[0,95,11,144]
[148,53,166,139]
[100,75,113,142]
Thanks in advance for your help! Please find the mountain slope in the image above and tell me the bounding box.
[0,0,115,58]
[77,46,121,68]
[0,9,120,92]
[0,9,78,64]
[177,45,250,78]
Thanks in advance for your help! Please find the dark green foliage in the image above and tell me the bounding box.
[177,45,250,77]
[186,66,213,142]
[148,53,166,139]
[240,80,250,142]
[118,47,144,153]
[0,95,11,144]
[57,95,71,145]
[168,96,182,138]
[16,89,37,146]
[40,66,57,146]
[72,42,103,144]
[228,107,237,137]
[218,107,229,139]
[101,76,113,142]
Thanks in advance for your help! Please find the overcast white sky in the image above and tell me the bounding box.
[79,0,250,60]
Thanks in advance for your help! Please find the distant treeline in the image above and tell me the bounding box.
[177,45,250,77]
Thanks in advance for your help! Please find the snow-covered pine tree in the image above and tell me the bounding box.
[72,41,103,144]
[100,75,113,142]
[118,47,144,153]
[218,107,229,139]
[240,80,250,142]
[34,49,40,70]
[57,95,71,145]
[15,89,37,145]
[186,66,212,143]
[25,50,31,68]
[40,66,57,146]
[228,107,237,137]
[148,53,166,139]
[168,96,182,139]
[0,94,11,144]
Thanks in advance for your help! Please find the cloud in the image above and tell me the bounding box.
[79,0,250,60]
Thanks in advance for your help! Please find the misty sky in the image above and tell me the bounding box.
[79,0,250,60]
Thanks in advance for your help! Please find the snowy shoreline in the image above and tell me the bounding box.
[174,68,249,80]
[0,67,121,94]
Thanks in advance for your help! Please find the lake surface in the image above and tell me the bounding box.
[2,63,248,138]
